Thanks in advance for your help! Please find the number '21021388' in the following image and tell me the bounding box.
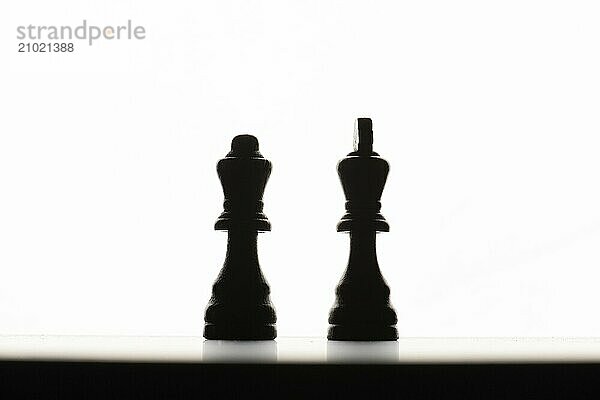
[18,42,74,52]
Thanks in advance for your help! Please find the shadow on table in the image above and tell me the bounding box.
[327,341,399,363]
[202,340,277,362]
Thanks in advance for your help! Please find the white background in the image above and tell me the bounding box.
[1,0,600,337]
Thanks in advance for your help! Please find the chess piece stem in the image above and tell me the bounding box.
[225,230,259,268]
[349,230,379,272]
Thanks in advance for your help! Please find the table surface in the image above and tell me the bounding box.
[2,336,600,363]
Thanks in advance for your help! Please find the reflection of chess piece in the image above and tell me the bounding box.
[202,340,278,362]
[204,135,276,340]
[327,340,399,362]
[328,118,398,341]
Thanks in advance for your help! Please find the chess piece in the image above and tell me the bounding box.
[328,118,398,341]
[204,135,276,340]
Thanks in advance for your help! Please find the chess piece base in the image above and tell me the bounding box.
[327,324,398,341]
[204,323,276,340]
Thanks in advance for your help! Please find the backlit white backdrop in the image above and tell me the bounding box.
[1,0,600,336]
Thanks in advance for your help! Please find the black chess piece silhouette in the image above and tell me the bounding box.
[203,135,276,340]
[328,118,398,341]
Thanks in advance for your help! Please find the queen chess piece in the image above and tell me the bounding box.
[203,135,277,340]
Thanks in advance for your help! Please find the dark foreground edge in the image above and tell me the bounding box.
[1,361,599,398]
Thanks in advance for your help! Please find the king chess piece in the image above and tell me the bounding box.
[328,118,398,341]
[203,135,277,340]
